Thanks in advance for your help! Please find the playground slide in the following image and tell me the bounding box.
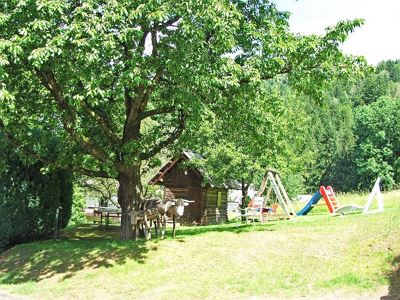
[333,204,364,215]
[296,191,322,216]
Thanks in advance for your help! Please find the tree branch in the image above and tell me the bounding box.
[139,110,185,160]
[139,25,149,54]
[80,181,109,199]
[151,28,158,57]
[142,68,163,107]
[74,166,112,179]
[35,69,110,163]
[237,65,293,85]
[1,119,112,178]
[81,100,119,145]
[160,16,181,29]
[137,106,175,121]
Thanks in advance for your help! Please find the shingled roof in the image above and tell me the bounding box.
[149,150,241,189]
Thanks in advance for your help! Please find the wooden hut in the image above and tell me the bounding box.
[149,151,240,225]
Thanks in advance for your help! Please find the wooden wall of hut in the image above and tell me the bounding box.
[201,188,228,224]
[160,162,228,225]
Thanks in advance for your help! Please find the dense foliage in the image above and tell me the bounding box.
[184,59,400,199]
[354,97,400,190]
[302,60,400,193]
[0,138,73,251]
[69,187,87,225]
[0,0,365,238]
[182,78,311,201]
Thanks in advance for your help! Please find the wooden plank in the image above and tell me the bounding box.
[149,158,179,185]
[257,175,269,197]
[275,173,296,216]
[267,171,290,215]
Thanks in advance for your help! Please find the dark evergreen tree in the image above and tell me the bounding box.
[0,136,73,251]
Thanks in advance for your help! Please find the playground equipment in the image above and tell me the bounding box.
[257,169,296,217]
[297,177,384,216]
[242,170,296,223]
[235,169,295,225]
[319,186,341,213]
[362,177,384,214]
[296,191,323,216]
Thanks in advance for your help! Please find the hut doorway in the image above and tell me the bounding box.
[186,186,202,224]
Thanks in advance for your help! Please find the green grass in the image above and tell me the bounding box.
[1,190,400,299]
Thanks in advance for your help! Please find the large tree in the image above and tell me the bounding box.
[0,0,365,239]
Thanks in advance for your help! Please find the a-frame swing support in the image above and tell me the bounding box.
[363,177,384,214]
[257,170,296,216]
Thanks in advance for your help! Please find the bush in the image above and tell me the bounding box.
[70,188,87,225]
[0,139,73,251]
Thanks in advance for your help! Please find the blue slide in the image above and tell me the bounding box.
[296,191,322,216]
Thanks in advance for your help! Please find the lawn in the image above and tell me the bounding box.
[0,190,399,299]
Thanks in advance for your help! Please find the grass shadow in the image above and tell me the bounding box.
[381,255,400,300]
[0,221,278,285]
[0,224,151,284]
[175,221,276,238]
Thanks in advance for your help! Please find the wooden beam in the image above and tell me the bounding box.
[148,158,179,185]
[275,173,296,216]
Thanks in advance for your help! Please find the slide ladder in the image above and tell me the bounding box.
[319,186,340,214]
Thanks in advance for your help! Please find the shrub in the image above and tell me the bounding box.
[70,188,87,225]
[0,138,73,251]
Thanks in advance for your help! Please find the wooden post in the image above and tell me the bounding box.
[106,211,110,226]
[275,173,296,216]
[267,172,290,215]
[257,173,269,197]
[54,207,60,239]
[266,185,273,201]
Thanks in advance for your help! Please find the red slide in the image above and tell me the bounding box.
[319,186,340,213]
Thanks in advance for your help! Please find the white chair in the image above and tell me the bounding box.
[234,197,265,226]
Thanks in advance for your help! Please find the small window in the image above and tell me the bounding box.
[217,192,222,208]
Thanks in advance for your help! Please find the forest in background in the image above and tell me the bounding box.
[178,59,400,198]
[300,59,400,193]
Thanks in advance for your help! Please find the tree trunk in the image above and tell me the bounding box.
[117,164,142,240]
[240,178,249,221]
[240,178,249,209]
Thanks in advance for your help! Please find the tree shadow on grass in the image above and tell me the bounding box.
[175,221,276,238]
[0,222,277,285]
[381,255,400,300]
[0,224,154,284]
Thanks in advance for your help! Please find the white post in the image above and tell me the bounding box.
[363,177,384,214]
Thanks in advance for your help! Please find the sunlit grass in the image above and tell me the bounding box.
[1,190,399,299]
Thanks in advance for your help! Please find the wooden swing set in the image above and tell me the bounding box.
[240,169,295,224]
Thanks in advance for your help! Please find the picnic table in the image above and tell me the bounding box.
[94,207,122,225]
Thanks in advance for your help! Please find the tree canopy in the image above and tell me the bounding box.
[0,0,366,239]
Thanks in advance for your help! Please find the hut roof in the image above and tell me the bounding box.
[149,150,241,189]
